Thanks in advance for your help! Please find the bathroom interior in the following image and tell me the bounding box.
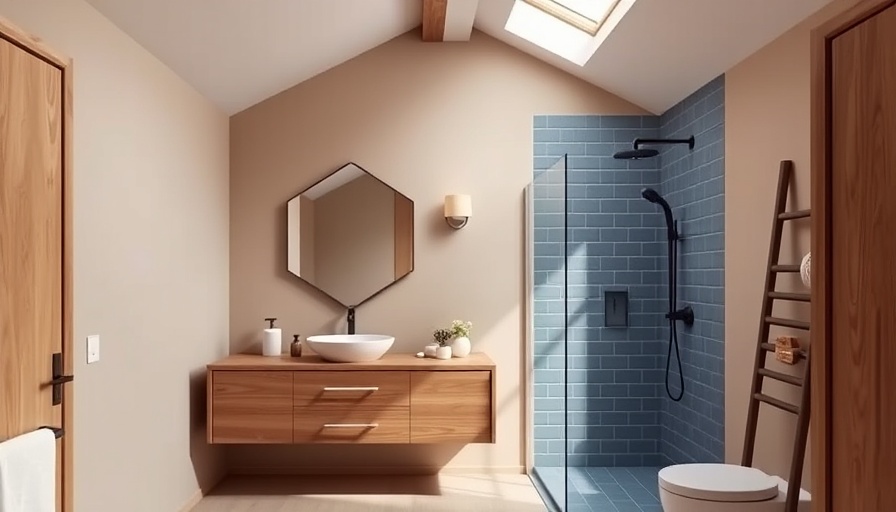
[1,0,894,511]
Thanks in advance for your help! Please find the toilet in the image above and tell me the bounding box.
[658,463,811,512]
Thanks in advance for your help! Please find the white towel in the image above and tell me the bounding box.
[0,429,56,512]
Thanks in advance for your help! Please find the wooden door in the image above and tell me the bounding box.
[812,1,896,510]
[0,18,72,512]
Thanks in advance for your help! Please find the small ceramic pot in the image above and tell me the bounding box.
[423,343,439,358]
[435,345,452,360]
[450,336,471,358]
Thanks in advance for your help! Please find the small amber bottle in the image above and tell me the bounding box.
[290,334,302,357]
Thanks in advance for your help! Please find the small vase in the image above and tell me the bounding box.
[450,336,471,358]
[435,345,452,360]
[423,343,439,358]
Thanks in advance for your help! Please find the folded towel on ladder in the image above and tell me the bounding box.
[0,429,56,512]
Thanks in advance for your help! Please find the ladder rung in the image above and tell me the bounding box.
[771,265,801,273]
[778,209,811,220]
[754,393,800,414]
[760,342,807,360]
[758,368,803,386]
[768,291,811,302]
[766,316,810,330]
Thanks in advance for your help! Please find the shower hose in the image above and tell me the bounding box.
[665,234,685,402]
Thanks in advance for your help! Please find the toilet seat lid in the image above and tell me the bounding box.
[659,464,779,502]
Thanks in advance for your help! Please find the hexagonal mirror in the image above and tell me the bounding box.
[287,162,414,307]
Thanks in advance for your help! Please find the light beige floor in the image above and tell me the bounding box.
[191,473,548,512]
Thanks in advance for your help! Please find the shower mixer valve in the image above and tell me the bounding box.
[666,306,695,326]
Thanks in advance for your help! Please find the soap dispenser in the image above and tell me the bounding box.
[290,334,303,358]
[262,317,282,357]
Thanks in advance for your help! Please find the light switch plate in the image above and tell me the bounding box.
[87,335,100,364]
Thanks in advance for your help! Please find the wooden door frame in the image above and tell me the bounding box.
[0,15,73,512]
[810,1,895,510]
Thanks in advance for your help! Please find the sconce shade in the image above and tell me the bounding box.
[444,194,472,217]
[444,194,472,229]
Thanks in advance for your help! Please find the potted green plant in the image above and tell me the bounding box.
[432,328,454,359]
[449,320,472,358]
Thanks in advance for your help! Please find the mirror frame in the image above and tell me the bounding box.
[286,161,415,308]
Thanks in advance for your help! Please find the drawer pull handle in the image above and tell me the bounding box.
[322,386,379,392]
[322,423,379,429]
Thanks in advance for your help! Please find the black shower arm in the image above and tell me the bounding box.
[633,136,695,150]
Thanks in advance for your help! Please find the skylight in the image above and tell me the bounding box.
[504,0,636,66]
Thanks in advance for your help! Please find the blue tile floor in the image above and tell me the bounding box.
[531,466,663,512]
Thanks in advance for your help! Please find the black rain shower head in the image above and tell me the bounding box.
[613,149,659,160]
[613,135,696,160]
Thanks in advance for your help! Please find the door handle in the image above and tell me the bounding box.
[50,375,74,385]
[50,353,73,406]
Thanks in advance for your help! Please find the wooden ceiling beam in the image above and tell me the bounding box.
[422,0,448,42]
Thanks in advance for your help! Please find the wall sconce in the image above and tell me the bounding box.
[444,194,472,229]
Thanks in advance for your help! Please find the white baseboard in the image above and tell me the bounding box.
[228,465,526,476]
[177,489,203,512]
[437,466,526,475]
[177,472,227,511]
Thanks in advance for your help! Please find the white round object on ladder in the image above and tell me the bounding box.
[800,252,811,289]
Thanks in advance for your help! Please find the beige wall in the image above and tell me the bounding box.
[230,29,645,472]
[725,0,860,489]
[313,174,396,306]
[0,1,230,511]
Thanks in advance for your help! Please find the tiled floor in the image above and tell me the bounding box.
[532,466,663,512]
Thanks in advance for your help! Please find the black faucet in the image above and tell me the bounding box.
[347,306,356,335]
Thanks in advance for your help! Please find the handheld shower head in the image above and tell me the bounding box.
[641,188,677,240]
[641,188,664,204]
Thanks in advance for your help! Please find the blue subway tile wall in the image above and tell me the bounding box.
[658,75,726,464]
[533,115,665,467]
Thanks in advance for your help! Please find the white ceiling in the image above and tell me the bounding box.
[83,0,421,114]
[476,0,832,113]
[85,0,832,115]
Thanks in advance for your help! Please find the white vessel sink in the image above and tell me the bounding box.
[305,334,395,363]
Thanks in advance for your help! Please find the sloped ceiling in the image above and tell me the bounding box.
[475,0,833,114]
[85,0,833,115]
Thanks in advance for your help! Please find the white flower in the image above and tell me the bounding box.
[450,319,472,338]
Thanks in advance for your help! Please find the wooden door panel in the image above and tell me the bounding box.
[0,35,64,510]
[830,4,896,510]
[0,36,63,440]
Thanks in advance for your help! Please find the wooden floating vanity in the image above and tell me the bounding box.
[206,353,496,445]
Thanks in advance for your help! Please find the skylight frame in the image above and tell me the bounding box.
[521,0,621,36]
[504,0,636,66]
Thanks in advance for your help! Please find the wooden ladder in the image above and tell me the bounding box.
[740,160,811,512]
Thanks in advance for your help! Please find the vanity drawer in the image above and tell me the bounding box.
[411,371,493,443]
[293,371,410,408]
[294,406,409,443]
